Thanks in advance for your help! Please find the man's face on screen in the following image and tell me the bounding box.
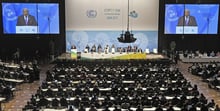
[23,9,29,16]
[184,10,190,16]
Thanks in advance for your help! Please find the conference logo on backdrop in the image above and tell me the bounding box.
[166,5,179,21]
[86,10,97,18]
[3,4,17,21]
[129,10,138,18]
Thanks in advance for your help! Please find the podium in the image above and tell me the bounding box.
[176,26,198,34]
[16,26,38,34]
[70,49,77,59]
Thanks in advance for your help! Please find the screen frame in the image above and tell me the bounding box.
[0,0,65,38]
[164,3,219,35]
[159,1,220,36]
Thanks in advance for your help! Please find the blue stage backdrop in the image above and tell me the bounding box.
[66,31,158,53]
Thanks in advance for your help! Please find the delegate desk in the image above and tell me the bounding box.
[41,107,215,111]
[180,55,220,63]
[0,78,23,83]
[41,95,195,101]
[41,107,182,111]
[41,88,112,92]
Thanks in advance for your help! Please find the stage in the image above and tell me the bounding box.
[56,52,167,61]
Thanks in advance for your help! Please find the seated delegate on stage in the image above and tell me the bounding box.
[16,8,38,26]
[82,44,145,54]
[104,45,109,54]
[85,45,90,53]
[98,44,102,54]
[91,45,96,53]
[111,44,115,54]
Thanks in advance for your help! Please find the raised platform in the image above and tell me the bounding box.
[58,52,165,60]
[55,52,170,64]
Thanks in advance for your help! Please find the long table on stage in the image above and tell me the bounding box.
[56,52,167,60]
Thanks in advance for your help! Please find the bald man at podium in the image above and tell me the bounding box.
[177,9,197,26]
[16,8,37,26]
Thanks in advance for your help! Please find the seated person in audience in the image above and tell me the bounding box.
[171,95,180,106]
[207,99,215,108]
[25,101,34,109]
[121,102,130,109]
[3,85,13,101]
[200,104,209,111]
[167,105,174,111]
[94,100,102,109]
[68,106,74,111]
[203,52,208,57]
[210,51,216,57]
[30,95,37,106]
[198,51,203,58]
[73,96,80,108]
[113,105,121,111]
[183,50,188,58]
[38,96,48,108]
[75,87,82,96]
[160,94,168,106]
[191,95,199,105]
[0,83,5,94]
[32,106,39,111]
[45,87,53,97]
[136,105,143,111]
[216,52,220,57]
[78,104,86,111]
[215,105,220,111]
[103,105,110,111]
[52,97,60,108]
[199,93,207,104]
[155,105,163,111]
[189,105,196,111]
[93,86,99,95]
[180,105,188,111]
[60,96,68,107]
[89,104,97,111]
[194,50,199,57]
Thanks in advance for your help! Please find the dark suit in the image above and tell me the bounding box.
[177,16,197,26]
[16,15,37,26]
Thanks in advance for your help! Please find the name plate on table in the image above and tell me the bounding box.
[176,26,198,34]
[16,26,38,34]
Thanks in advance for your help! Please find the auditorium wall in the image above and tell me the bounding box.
[65,0,159,52]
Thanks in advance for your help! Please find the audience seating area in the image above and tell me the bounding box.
[0,60,40,101]
[188,62,220,91]
[23,60,216,111]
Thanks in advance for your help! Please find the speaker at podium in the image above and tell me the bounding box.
[16,26,38,34]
